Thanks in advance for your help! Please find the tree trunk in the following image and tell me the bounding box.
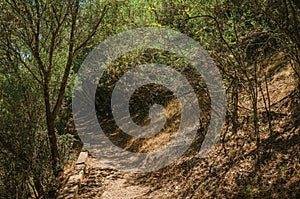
[46,112,60,176]
[44,82,60,176]
[232,74,239,135]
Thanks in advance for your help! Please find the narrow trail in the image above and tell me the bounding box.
[77,157,153,199]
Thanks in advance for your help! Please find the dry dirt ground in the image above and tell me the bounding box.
[77,157,163,199]
[71,53,300,198]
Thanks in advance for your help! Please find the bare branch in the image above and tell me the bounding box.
[74,5,109,53]
[52,0,80,117]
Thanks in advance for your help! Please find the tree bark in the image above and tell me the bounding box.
[43,80,60,176]
[46,113,59,176]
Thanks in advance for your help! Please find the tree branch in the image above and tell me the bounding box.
[52,0,80,117]
[74,4,109,53]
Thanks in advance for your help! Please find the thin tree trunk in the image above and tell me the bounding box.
[46,113,59,176]
[43,80,60,176]
[33,177,44,198]
[232,74,239,135]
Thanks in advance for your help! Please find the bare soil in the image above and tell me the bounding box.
[74,53,300,198]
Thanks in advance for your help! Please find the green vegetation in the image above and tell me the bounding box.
[0,0,299,198]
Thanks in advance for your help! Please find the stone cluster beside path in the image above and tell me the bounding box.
[58,152,89,199]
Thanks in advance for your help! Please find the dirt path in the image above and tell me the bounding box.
[77,157,152,199]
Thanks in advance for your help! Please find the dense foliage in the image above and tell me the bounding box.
[0,0,299,198]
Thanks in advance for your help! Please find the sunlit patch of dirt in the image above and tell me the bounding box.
[124,98,181,153]
[75,52,300,198]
